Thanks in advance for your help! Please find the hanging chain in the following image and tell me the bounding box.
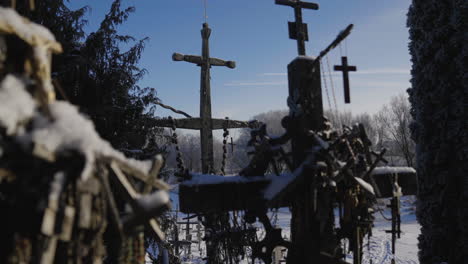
[326,55,342,130]
[345,38,348,56]
[203,0,208,23]
[221,117,229,175]
[320,59,333,111]
[169,116,186,176]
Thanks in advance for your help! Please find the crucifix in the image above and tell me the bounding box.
[152,23,255,174]
[275,0,319,55]
[334,56,357,104]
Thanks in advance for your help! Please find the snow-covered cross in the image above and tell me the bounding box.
[275,0,319,55]
[334,56,356,103]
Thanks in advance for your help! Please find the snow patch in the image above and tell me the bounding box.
[0,75,36,135]
[0,7,61,52]
[4,95,153,180]
[19,101,151,179]
[263,170,301,201]
[182,173,265,187]
[372,166,416,175]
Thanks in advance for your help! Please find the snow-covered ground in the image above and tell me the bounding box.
[359,195,420,264]
[169,194,420,264]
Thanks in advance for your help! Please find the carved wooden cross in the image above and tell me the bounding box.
[275,0,319,55]
[152,23,253,174]
[334,56,356,104]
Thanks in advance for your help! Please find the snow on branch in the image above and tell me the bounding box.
[372,166,416,176]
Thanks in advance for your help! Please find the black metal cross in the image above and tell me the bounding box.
[334,56,357,104]
[275,0,319,55]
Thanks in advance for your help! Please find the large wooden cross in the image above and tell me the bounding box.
[153,23,253,174]
[334,56,357,104]
[275,0,319,55]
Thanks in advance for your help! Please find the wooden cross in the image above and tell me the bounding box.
[153,23,253,174]
[275,0,319,55]
[177,217,198,255]
[334,56,356,104]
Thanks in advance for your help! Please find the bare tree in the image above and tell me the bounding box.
[230,110,289,173]
[165,132,228,174]
[374,94,415,167]
[324,109,353,132]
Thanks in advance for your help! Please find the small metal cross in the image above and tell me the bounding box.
[275,0,319,55]
[334,56,357,104]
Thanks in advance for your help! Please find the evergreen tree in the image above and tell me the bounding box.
[407,1,468,262]
[3,0,162,153]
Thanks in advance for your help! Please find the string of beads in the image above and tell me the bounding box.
[221,117,229,175]
[169,116,186,177]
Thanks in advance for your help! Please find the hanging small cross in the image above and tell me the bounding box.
[334,56,356,104]
[275,0,319,56]
[230,137,236,153]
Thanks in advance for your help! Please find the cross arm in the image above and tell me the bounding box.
[275,0,319,10]
[334,65,357,71]
[371,167,417,197]
[211,118,251,129]
[209,57,236,69]
[147,118,254,130]
[148,118,203,130]
[172,53,203,65]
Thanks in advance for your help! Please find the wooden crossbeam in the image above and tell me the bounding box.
[172,53,235,68]
[371,167,417,197]
[148,117,254,130]
[179,175,270,213]
[179,166,417,212]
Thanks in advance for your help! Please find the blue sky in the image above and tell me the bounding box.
[68,0,412,124]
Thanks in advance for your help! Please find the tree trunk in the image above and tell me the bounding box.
[407,1,468,262]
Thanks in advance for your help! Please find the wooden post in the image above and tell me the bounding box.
[200,23,214,174]
[286,55,327,263]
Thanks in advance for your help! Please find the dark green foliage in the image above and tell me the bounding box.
[76,0,161,150]
[5,0,162,152]
[407,0,468,262]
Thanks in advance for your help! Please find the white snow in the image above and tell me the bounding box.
[170,195,421,264]
[354,176,375,196]
[263,171,301,201]
[0,7,61,52]
[372,167,416,176]
[0,75,36,135]
[15,100,152,180]
[0,7,62,99]
[0,76,152,179]
[263,147,320,200]
[358,195,420,264]
[182,173,266,187]
[137,190,170,213]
